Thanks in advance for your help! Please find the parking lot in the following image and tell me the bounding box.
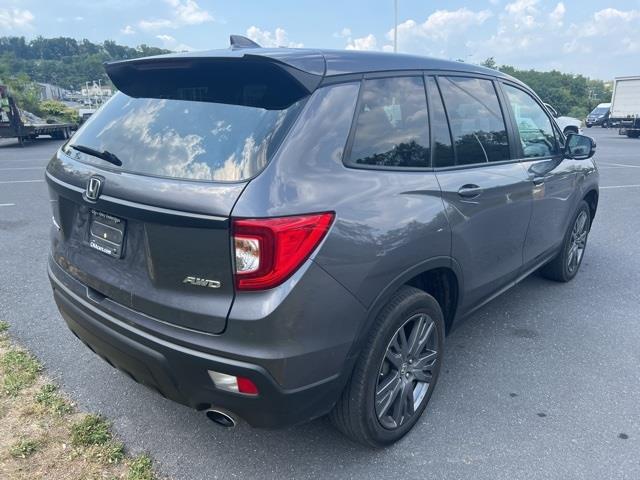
[1,129,638,479]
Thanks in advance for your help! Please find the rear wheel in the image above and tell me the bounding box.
[540,200,591,282]
[330,286,444,447]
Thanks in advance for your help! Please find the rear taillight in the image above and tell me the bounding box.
[232,212,335,291]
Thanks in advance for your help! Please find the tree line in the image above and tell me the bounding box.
[0,36,169,90]
[0,37,611,121]
[480,57,610,119]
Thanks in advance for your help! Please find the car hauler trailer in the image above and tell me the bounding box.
[609,76,640,138]
[0,85,74,146]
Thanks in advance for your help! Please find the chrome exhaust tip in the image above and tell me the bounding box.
[205,408,236,428]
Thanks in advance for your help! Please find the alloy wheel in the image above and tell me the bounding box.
[567,210,588,274]
[375,313,439,430]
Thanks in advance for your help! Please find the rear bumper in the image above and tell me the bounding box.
[49,258,362,428]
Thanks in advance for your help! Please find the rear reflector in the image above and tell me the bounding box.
[232,212,334,291]
[208,371,259,396]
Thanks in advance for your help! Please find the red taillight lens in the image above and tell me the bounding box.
[232,212,335,291]
[236,376,259,395]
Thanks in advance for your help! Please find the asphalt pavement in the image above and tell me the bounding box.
[1,128,638,479]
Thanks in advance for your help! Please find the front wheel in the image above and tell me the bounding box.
[330,286,444,447]
[540,201,591,282]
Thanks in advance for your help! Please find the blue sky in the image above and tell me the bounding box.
[1,0,640,79]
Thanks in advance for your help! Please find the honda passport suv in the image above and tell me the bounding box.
[46,36,599,447]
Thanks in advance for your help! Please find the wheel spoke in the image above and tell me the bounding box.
[412,320,434,358]
[385,349,403,370]
[406,315,425,358]
[402,381,415,417]
[397,327,409,357]
[375,373,402,418]
[413,350,437,370]
[413,369,433,383]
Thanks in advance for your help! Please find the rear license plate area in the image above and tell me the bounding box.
[88,209,126,258]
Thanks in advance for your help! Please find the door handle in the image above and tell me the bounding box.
[533,177,545,186]
[457,184,483,199]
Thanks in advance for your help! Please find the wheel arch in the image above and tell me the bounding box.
[360,257,463,340]
[583,189,599,224]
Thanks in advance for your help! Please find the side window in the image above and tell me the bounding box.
[438,76,510,165]
[426,76,455,168]
[347,76,430,168]
[503,85,559,158]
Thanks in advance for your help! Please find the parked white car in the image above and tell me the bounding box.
[543,103,582,135]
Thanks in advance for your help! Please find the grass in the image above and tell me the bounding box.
[0,321,162,479]
[9,439,39,459]
[35,383,73,416]
[128,454,156,480]
[71,414,113,446]
[1,348,42,396]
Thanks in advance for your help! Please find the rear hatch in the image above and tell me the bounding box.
[46,49,322,334]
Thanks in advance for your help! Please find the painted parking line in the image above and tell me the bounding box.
[0,179,45,184]
[598,162,640,168]
[600,184,640,190]
[0,167,43,171]
[0,203,16,207]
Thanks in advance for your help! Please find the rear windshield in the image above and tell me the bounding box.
[66,91,305,182]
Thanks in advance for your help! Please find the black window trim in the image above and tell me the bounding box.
[337,69,539,173]
[342,72,434,172]
[429,73,519,172]
[497,79,564,163]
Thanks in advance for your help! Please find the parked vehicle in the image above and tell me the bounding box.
[46,37,599,447]
[609,76,640,138]
[0,84,74,146]
[586,103,611,128]
[543,103,583,135]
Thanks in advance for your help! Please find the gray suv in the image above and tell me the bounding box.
[46,37,599,447]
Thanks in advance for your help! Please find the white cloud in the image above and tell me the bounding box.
[121,25,136,35]
[155,34,192,51]
[246,26,303,48]
[333,27,352,38]
[0,8,34,30]
[139,0,213,30]
[166,0,213,25]
[345,34,378,51]
[549,2,565,26]
[389,8,492,44]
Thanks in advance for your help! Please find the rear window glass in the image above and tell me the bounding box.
[66,92,305,182]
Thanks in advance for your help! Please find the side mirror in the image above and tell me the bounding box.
[564,133,596,160]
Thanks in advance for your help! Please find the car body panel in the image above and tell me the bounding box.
[45,46,600,428]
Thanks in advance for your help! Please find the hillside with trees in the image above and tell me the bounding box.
[0,36,169,90]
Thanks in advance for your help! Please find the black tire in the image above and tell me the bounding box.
[626,131,640,139]
[540,200,591,282]
[330,286,445,447]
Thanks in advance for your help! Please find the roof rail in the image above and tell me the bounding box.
[229,35,261,50]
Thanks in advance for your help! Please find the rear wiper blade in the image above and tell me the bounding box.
[69,144,123,167]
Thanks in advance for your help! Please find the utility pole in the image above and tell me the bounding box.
[394,0,398,53]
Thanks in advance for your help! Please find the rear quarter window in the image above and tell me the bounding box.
[345,76,430,169]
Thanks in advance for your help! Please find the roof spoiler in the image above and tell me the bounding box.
[104,50,325,110]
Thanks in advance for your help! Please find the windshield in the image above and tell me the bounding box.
[66,92,306,182]
[590,107,608,115]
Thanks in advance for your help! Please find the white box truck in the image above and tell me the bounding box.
[609,76,640,138]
